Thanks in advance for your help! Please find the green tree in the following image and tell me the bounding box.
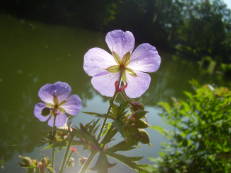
[147,82,231,173]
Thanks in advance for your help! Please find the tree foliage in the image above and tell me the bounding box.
[145,82,231,173]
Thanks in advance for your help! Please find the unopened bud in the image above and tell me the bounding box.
[130,102,144,111]
[138,129,150,144]
[70,147,77,153]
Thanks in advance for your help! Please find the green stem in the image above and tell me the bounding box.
[64,151,73,168]
[79,76,124,173]
[97,74,123,140]
[59,133,74,173]
[51,116,57,169]
[97,92,118,140]
[78,152,96,173]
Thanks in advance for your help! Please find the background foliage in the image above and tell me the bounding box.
[145,82,231,173]
[1,0,231,77]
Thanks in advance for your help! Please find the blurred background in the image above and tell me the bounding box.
[0,0,230,172]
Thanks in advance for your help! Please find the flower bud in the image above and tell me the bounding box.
[138,129,150,144]
[70,147,77,153]
[19,156,36,168]
[130,102,144,111]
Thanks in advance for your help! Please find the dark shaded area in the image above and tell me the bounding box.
[1,0,231,79]
[0,1,230,49]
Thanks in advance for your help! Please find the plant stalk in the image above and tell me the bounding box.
[51,116,57,169]
[78,152,96,173]
[59,133,74,173]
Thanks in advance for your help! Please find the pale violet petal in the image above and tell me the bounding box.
[34,102,50,122]
[61,95,82,116]
[125,71,151,98]
[105,30,135,58]
[83,47,117,76]
[38,81,71,104]
[128,43,161,72]
[91,72,120,97]
[48,114,67,127]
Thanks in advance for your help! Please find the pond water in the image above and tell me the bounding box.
[0,14,210,173]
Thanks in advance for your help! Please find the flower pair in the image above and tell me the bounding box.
[34,30,161,127]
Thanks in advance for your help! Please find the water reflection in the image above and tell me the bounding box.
[0,14,210,172]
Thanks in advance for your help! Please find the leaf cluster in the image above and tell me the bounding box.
[148,84,231,173]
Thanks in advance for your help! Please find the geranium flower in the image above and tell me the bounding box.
[34,82,82,127]
[83,30,161,98]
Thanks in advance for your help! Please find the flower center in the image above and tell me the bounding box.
[106,52,137,82]
[45,96,67,116]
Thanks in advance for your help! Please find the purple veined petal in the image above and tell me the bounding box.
[38,81,71,104]
[83,47,117,76]
[48,113,68,127]
[105,30,135,58]
[91,72,120,97]
[128,43,161,73]
[61,95,82,116]
[125,71,151,98]
[34,102,51,122]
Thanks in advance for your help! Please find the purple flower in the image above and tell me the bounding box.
[34,81,82,127]
[83,30,161,98]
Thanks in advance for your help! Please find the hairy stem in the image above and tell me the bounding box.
[51,116,57,169]
[97,92,118,140]
[59,133,74,173]
[78,152,96,173]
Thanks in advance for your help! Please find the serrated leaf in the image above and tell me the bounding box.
[135,119,149,128]
[150,125,168,136]
[101,127,117,145]
[133,110,147,119]
[109,102,128,119]
[91,152,116,173]
[107,140,136,152]
[107,152,143,171]
[83,111,106,117]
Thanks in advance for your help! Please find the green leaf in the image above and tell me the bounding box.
[91,152,116,173]
[101,127,117,145]
[83,112,109,119]
[150,125,168,136]
[107,152,143,171]
[107,140,136,152]
[109,102,128,119]
[72,121,100,151]
[133,110,147,119]
[47,166,55,173]
[135,119,149,128]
